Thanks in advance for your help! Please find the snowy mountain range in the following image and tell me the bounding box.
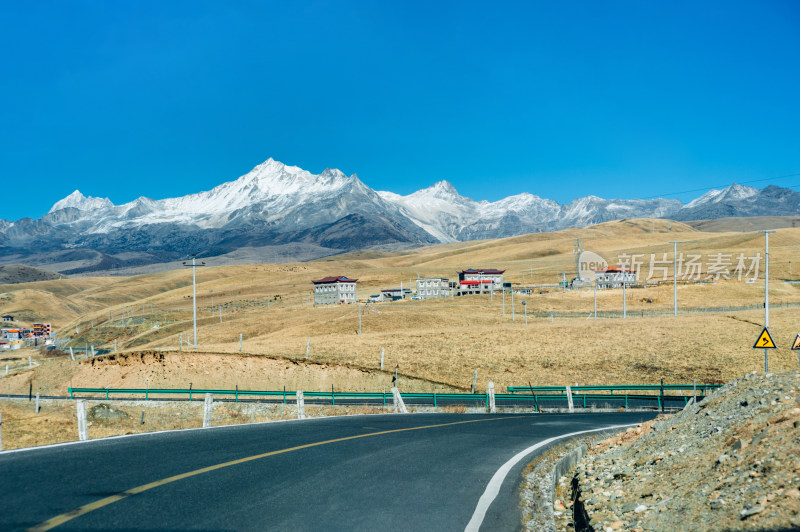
[1,158,798,274]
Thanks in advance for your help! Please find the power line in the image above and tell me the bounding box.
[643,172,800,200]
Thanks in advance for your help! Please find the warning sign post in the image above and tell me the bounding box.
[753,328,777,350]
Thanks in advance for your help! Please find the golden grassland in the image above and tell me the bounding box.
[2,218,800,397]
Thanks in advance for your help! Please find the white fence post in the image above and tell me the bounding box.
[380,348,384,370]
[296,391,306,419]
[69,347,75,360]
[306,339,310,360]
[77,400,88,441]
[488,381,496,414]
[4,364,7,376]
[239,333,243,353]
[203,393,213,428]
[391,387,408,414]
[28,356,32,368]
[35,392,40,414]
[471,370,477,394]
[566,385,574,413]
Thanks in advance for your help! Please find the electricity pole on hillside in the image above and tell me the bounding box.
[183,255,205,347]
[669,241,686,317]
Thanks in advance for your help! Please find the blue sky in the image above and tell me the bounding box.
[2,1,799,221]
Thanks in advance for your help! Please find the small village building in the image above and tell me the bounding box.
[2,328,22,340]
[595,268,636,289]
[312,276,358,305]
[33,322,52,337]
[1,315,13,322]
[380,288,412,301]
[415,278,450,299]
[458,269,505,295]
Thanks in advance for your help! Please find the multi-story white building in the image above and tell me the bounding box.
[458,268,505,295]
[415,277,451,299]
[595,268,636,289]
[312,276,358,305]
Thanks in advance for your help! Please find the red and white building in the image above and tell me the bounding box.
[458,268,505,295]
[312,276,358,305]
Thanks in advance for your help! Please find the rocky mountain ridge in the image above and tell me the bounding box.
[2,158,799,273]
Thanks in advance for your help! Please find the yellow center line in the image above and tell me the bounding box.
[29,415,522,531]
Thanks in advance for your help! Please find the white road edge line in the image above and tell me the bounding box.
[465,423,639,532]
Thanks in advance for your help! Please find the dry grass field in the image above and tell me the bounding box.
[2,218,800,399]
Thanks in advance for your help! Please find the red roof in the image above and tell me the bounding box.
[312,276,358,284]
[460,280,493,285]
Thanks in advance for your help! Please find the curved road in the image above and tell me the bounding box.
[0,412,655,531]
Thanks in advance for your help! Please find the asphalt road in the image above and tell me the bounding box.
[0,412,656,531]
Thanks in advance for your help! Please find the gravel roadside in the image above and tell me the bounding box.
[554,370,800,531]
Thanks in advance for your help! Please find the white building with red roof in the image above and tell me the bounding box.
[458,268,505,295]
[312,276,358,305]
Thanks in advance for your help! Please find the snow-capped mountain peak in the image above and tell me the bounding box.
[684,183,758,209]
[49,190,114,213]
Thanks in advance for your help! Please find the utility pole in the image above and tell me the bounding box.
[182,255,205,347]
[669,241,686,317]
[760,230,775,372]
[573,238,583,280]
[622,269,627,319]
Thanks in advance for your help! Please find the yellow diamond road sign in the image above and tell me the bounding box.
[791,334,800,351]
[753,327,776,349]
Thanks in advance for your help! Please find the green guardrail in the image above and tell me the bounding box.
[66,386,711,411]
[507,384,723,395]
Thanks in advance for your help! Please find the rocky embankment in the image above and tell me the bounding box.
[557,371,800,531]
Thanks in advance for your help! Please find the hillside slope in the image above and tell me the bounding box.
[564,371,800,531]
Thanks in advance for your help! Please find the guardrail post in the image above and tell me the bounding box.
[296,391,306,419]
[331,385,335,406]
[660,377,665,413]
[566,385,574,413]
[625,394,628,409]
[391,387,408,414]
[488,382,496,413]
[235,385,238,403]
[283,386,286,405]
[433,392,437,408]
[77,400,88,441]
[203,393,213,428]
[693,380,696,404]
